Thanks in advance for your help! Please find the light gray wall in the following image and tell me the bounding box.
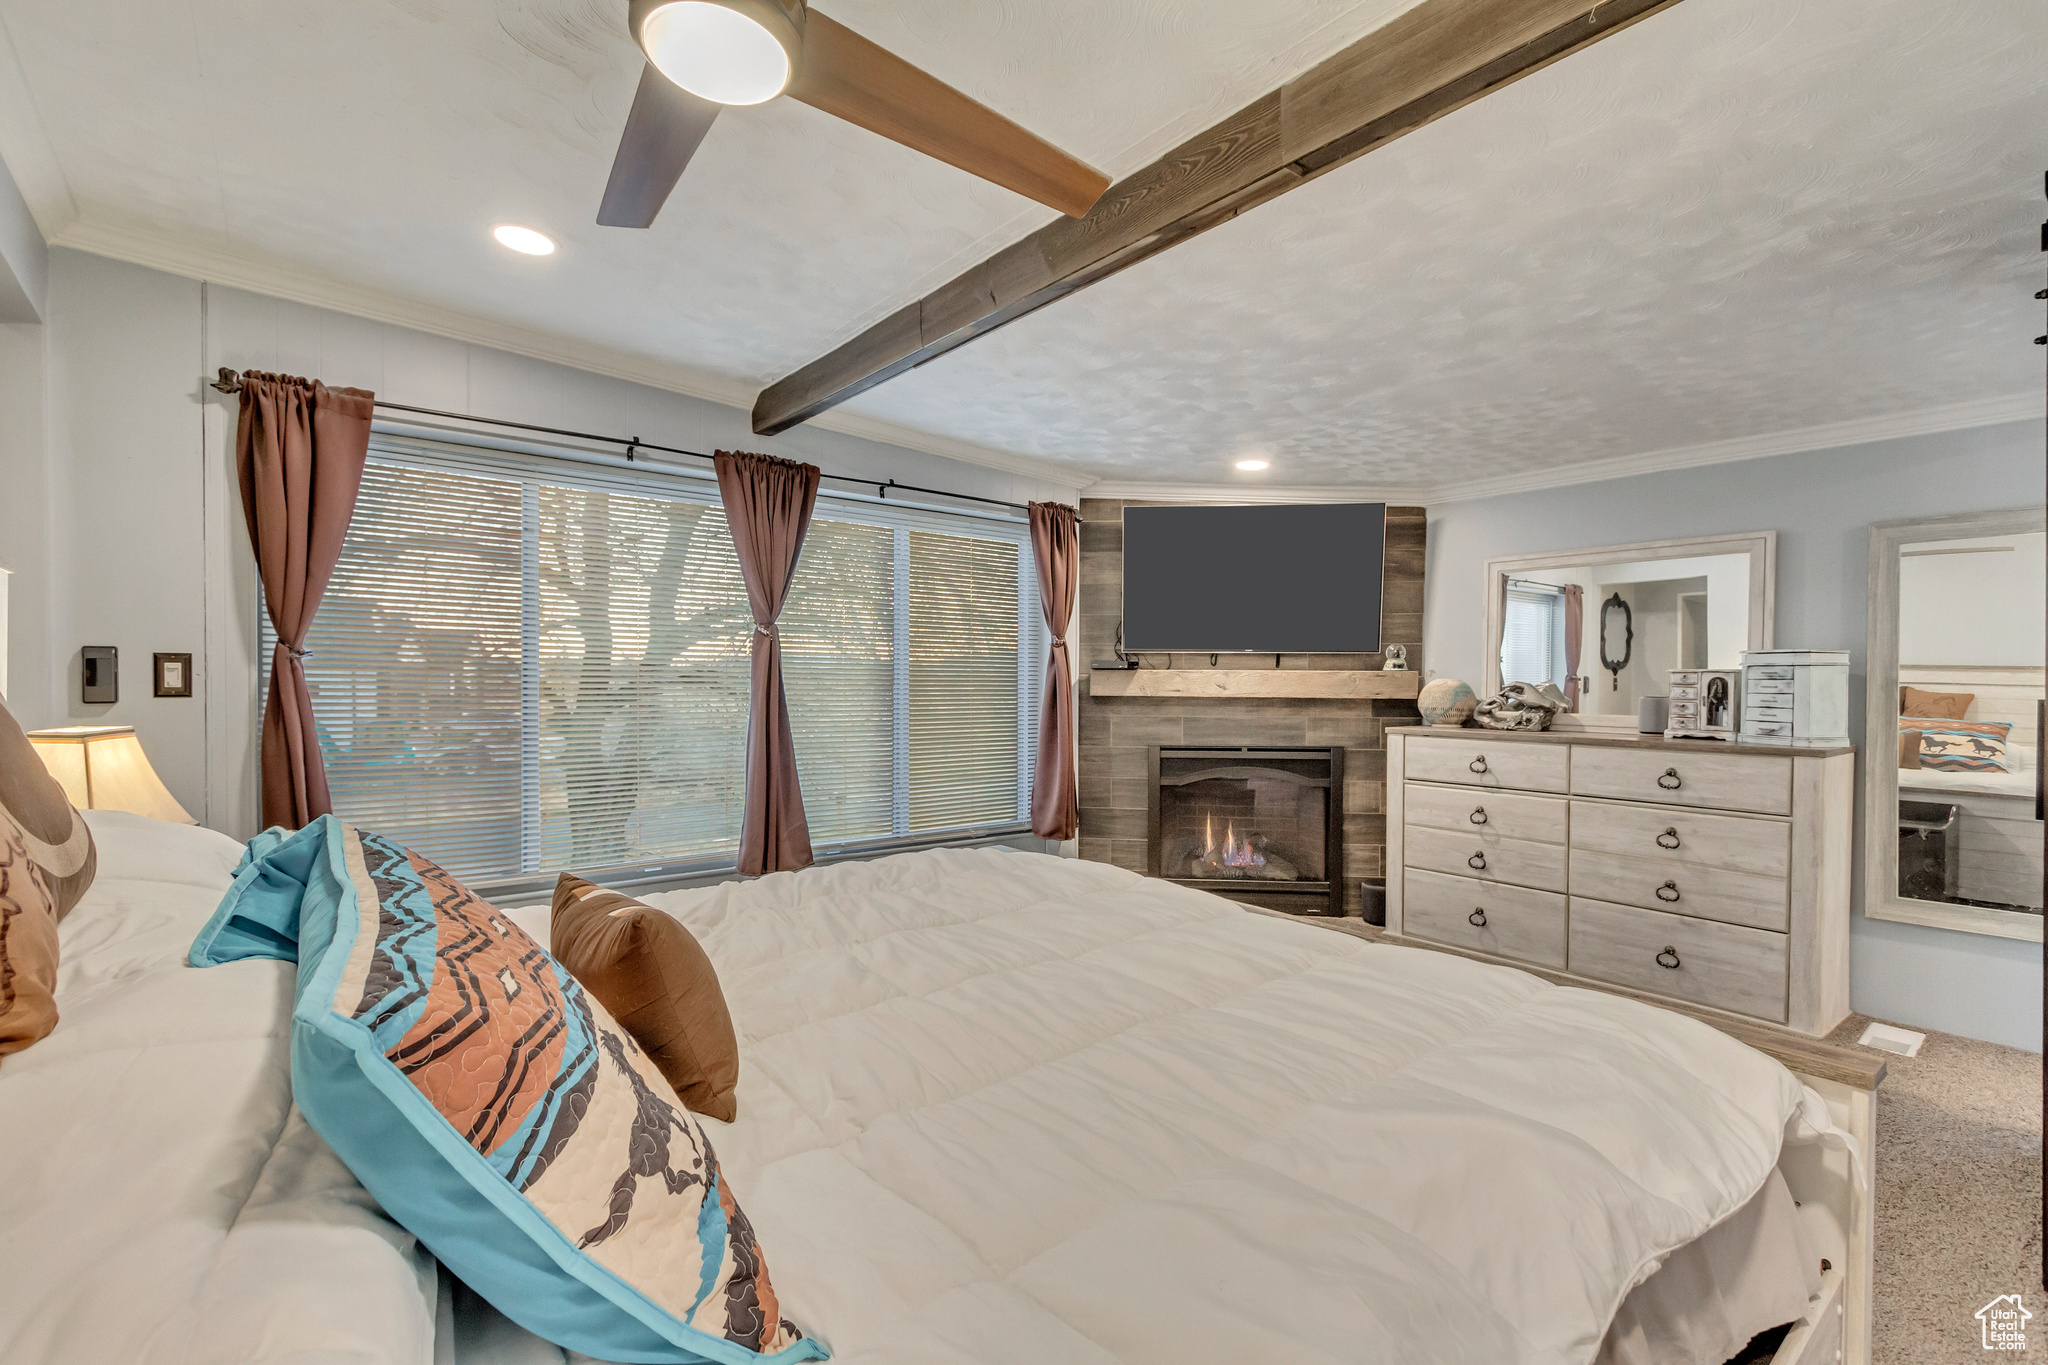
[0,320,50,717]
[1424,420,2045,1050]
[7,247,1083,837]
[0,148,45,322]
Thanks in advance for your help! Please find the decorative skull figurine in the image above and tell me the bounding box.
[1473,681,1571,731]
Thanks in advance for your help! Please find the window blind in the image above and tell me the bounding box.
[1500,587,1562,687]
[265,438,1042,884]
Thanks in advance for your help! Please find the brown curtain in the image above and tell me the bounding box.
[236,372,375,830]
[1562,585,1585,713]
[715,450,821,875]
[1028,502,1079,841]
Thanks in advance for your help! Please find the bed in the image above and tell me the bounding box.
[0,816,1869,1365]
[1897,665,2044,909]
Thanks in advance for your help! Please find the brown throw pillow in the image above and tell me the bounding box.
[1901,686,1973,720]
[550,873,740,1122]
[1898,730,1922,770]
[1,696,97,1063]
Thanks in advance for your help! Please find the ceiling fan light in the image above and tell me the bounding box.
[639,1,794,106]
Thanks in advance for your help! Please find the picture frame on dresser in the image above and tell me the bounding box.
[1484,531,1777,733]
[1862,506,2046,943]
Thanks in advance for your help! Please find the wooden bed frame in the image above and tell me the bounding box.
[1252,909,1883,1365]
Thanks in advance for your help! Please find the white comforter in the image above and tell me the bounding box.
[509,847,1813,1365]
[0,812,440,1365]
[3,827,1816,1365]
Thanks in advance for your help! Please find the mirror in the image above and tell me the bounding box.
[1484,533,1776,729]
[1598,593,1633,689]
[1865,509,2045,940]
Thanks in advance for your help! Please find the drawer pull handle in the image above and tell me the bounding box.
[1655,946,1682,969]
[1469,908,1488,927]
[1469,756,1489,774]
[1657,768,1682,790]
[1656,827,1681,849]
[1470,807,1488,825]
[1468,851,1488,871]
[1655,880,1681,902]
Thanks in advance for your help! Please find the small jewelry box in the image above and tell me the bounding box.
[1665,668,1741,741]
[1739,649,1851,747]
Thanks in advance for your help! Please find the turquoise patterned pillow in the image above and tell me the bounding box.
[1901,717,2011,773]
[190,817,824,1365]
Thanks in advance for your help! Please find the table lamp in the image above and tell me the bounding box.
[26,725,196,824]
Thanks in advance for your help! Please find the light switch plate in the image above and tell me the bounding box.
[154,652,193,697]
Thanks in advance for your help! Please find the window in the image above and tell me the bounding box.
[267,440,1042,883]
[1500,586,1565,687]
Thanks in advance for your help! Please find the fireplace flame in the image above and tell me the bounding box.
[1202,813,1265,870]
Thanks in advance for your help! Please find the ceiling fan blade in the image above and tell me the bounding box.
[597,62,722,228]
[787,10,1109,219]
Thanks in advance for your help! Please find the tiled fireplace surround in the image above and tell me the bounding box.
[1077,501,1426,914]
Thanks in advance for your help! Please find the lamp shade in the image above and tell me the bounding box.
[26,726,195,824]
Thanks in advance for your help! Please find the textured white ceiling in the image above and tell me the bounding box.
[839,0,2048,486]
[2,0,2041,489]
[0,0,1417,385]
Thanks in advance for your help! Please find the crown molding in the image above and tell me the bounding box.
[1086,393,2044,508]
[1423,392,2046,505]
[50,216,1088,490]
[0,17,77,239]
[39,217,2045,509]
[1079,481,1433,506]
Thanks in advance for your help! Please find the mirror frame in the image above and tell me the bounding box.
[1483,531,1777,733]
[1862,506,2046,942]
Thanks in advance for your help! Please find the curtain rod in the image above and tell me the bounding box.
[207,368,1073,519]
[1508,576,1573,592]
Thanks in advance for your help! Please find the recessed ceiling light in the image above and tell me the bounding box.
[1235,459,1270,472]
[493,224,556,256]
[638,1,796,106]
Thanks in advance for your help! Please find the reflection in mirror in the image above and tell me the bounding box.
[1499,553,1752,718]
[1892,531,2045,916]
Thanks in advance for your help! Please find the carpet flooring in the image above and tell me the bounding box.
[1823,1014,2042,1361]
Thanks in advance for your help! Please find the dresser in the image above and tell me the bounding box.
[1385,727,1855,1036]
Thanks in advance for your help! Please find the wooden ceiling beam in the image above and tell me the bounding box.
[752,0,1684,437]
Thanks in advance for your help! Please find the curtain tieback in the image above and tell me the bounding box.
[754,623,778,639]
[281,643,311,660]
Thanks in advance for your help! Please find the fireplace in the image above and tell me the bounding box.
[1147,746,1344,915]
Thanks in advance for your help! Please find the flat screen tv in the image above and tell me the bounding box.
[1121,503,1386,654]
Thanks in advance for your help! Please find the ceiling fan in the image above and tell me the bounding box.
[598,0,1112,228]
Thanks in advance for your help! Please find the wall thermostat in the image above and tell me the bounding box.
[81,646,117,704]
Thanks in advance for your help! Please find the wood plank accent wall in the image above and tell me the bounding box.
[1077,500,1425,912]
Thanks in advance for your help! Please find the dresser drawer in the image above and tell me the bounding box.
[1406,784,1566,844]
[1404,738,1569,794]
[1567,897,1789,1022]
[1568,800,1790,878]
[1568,745,1791,815]
[1405,824,1567,893]
[1403,868,1566,968]
[1569,849,1788,932]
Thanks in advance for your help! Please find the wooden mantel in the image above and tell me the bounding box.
[1089,669,1422,701]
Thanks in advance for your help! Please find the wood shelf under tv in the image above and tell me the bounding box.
[1089,669,1423,700]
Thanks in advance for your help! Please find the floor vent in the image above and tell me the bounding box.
[1856,1021,1926,1057]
